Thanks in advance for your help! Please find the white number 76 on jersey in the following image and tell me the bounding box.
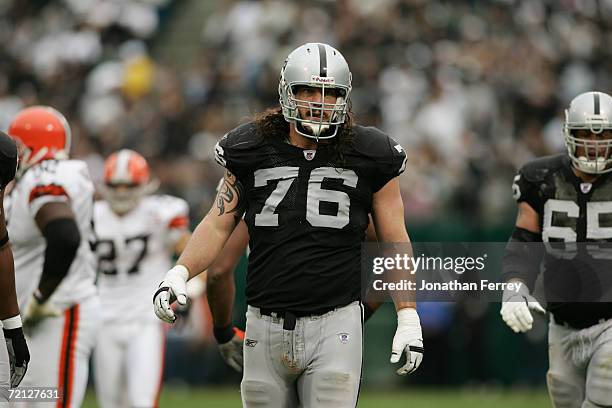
[254,166,358,229]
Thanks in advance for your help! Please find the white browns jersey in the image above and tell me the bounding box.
[4,159,97,312]
[93,194,189,323]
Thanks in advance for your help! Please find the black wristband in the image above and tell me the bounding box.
[213,325,235,344]
[511,227,542,242]
[2,326,24,339]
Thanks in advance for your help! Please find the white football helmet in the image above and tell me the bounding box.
[279,43,352,140]
[564,91,612,174]
[100,149,158,215]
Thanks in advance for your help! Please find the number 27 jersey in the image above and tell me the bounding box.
[93,195,189,323]
[215,123,406,312]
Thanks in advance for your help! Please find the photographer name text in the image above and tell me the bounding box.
[371,279,523,292]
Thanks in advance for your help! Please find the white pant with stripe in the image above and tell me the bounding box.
[94,321,165,408]
[15,295,100,408]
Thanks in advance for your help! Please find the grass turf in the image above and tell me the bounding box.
[82,387,550,407]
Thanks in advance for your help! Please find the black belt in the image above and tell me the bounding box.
[553,313,612,330]
[259,306,338,330]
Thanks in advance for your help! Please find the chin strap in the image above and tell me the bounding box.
[295,121,337,140]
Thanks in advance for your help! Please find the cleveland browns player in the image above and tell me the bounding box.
[501,91,612,408]
[6,107,100,408]
[93,149,191,408]
[154,42,423,407]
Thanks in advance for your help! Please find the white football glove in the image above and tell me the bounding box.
[153,265,189,323]
[23,293,61,328]
[500,281,546,333]
[390,308,424,375]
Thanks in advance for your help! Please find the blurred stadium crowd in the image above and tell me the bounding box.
[1,0,609,225]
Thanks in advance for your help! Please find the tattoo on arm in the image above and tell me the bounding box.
[216,171,246,218]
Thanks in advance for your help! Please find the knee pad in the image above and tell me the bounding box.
[546,372,584,408]
[312,371,356,408]
[585,350,612,408]
[241,380,274,406]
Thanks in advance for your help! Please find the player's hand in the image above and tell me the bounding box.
[500,282,545,333]
[23,293,61,328]
[153,265,189,323]
[214,325,245,372]
[2,316,30,388]
[390,308,424,375]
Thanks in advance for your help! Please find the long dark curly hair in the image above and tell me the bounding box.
[253,106,355,166]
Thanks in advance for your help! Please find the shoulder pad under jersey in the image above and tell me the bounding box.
[351,125,403,161]
[219,122,264,151]
[519,154,567,184]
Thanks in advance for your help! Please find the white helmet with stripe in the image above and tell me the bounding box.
[100,149,158,215]
[565,91,612,174]
[278,42,352,140]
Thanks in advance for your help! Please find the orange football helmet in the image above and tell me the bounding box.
[101,149,158,214]
[8,106,71,171]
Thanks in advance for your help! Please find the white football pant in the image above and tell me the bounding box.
[547,318,612,408]
[15,295,100,408]
[241,302,363,408]
[94,321,165,408]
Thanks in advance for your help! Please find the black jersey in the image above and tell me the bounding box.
[215,122,406,312]
[508,153,612,325]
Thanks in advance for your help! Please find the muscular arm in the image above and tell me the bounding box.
[371,177,415,311]
[365,214,377,242]
[502,202,543,289]
[177,170,246,279]
[0,191,19,320]
[34,201,81,302]
[207,219,249,327]
[362,214,382,319]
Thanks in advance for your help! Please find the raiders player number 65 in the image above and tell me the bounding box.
[501,91,612,408]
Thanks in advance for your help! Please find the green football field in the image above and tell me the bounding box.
[82,387,551,407]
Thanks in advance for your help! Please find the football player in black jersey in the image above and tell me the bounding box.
[0,131,29,398]
[154,43,423,407]
[501,91,612,408]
